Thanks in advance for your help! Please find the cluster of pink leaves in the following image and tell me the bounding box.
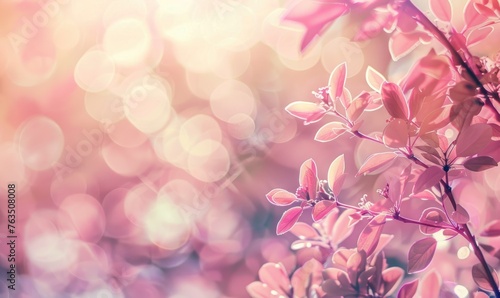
[250,0,500,297]
[283,0,499,61]
[269,57,500,294]
[248,210,403,297]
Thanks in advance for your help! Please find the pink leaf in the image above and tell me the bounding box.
[269,190,298,206]
[323,268,350,286]
[467,26,494,47]
[415,145,441,159]
[285,101,327,124]
[331,249,355,268]
[420,132,440,148]
[322,268,355,294]
[314,122,347,142]
[246,281,273,298]
[290,222,320,239]
[290,258,323,298]
[383,118,410,148]
[277,207,304,235]
[388,178,402,205]
[450,203,470,224]
[419,208,447,235]
[381,267,404,296]
[474,292,491,298]
[366,66,387,92]
[351,119,365,131]
[418,105,452,135]
[429,0,452,22]
[328,62,347,100]
[397,279,419,298]
[265,188,282,205]
[357,213,386,257]
[449,80,477,103]
[464,0,488,31]
[450,98,483,131]
[354,8,394,41]
[282,1,349,51]
[400,49,451,96]
[463,156,498,172]
[413,166,444,194]
[339,87,352,110]
[347,251,367,287]
[420,270,442,298]
[322,278,358,296]
[481,220,500,237]
[365,93,384,112]
[472,263,499,291]
[348,212,363,228]
[443,229,458,238]
[291,239,329,250]
[397,12,418,32]
[299,158,318,200]
[328,154,346,196]
[312,200,337,221]
[371,234,395,260]
[330,209,357,245]
[322,208,340,235]
[474,3,497,18]
[417,93,448,124]
[408,88,424,119]
[389,31,427,61]
[356,152,398,176]
[323,267,347,281]
[258,263,291,294]
[346,92,371,122]
[408,237,437,273]
[381,82,408,119]
[456,123,492,157]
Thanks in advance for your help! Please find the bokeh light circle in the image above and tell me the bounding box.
[227,113,255,140]
[69,242,109,282]
[17,116,64,171]
[102,188,139,238]
[53,18,81,51]
[123,77,172,134]
[58,193,106,243]
[145,198,191,250]
[321,37,365,78]
[102,141,153,176]
[24,211,78,272]
[108,118,148,148]
[50,172,88,206]
[124,183,158,227]
[179,114,222,151]
[210,80,255,122]
[187,141,230,182]
[158,179,202,220]
[103,18,152,67]
[84,90,125,123]
[74,49,115,92]
[457,246,470,260]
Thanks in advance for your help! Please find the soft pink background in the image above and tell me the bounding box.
[0,0,499,297]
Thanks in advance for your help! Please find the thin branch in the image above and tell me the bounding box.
[335,200,452,231]
[351,130,383,145]
[443,185,500,297]
[396,214,453,231]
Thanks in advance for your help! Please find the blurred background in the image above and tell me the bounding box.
[0,0,499,297]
